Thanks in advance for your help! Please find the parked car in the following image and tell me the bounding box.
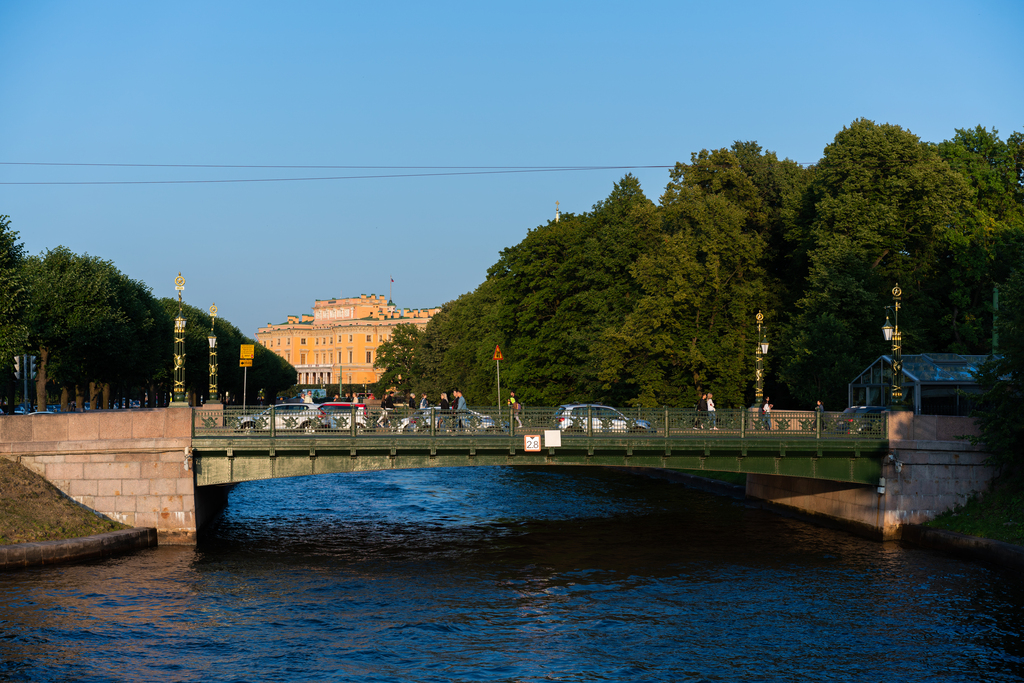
[554,404,652,433]
[319,402,368,430]
[236,403,332,432]
[838,406,887,434]
[397,408,504,433]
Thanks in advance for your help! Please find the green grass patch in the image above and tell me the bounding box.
[926,469,1024,546]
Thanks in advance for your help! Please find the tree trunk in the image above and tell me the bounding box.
[103,383,111,411]
[75,384,85,412]
[89,381,100,411]
[35,347,49,413]
[60,386,69,413]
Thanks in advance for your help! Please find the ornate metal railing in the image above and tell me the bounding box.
[192,405,886,440]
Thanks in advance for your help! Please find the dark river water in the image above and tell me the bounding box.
[2,466,1023,682]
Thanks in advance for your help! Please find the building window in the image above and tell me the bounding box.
[287,338,291,345]
[286,351,291,361]
[366,334,372,342]
[330,352,334,363]
[349,334,353,342]
[366,351,372,364]
[301,338,306,345]
[348,351,353,363]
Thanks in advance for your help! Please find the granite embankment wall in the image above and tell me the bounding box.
[746,414,993,540]
[0,528,158,570]
[0,408,225,544]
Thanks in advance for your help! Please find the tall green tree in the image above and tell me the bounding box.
[598,149,767,408]
[372,323,422,394]
[24,248,158,410]
[779,119,973,408]
[488,174,659,405]
[0,216,27,373]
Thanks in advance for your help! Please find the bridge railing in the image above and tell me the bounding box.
[192,405,885,440]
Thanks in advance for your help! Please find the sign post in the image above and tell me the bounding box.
[493,344,503,426]
[240,344,254,411]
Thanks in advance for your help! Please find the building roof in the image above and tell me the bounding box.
[855,353,996,385]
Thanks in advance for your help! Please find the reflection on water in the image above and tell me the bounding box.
[2,466,1023,682]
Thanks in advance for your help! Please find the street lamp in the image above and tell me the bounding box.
[755,310,768,405]
[172,273,188,405]
[208,303,219,403]
[883,284,904,408]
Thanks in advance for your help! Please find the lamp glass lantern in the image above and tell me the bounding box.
[882,316,894,342]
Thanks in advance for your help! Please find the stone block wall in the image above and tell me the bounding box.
[0,409,200,544]
[746,413,994,540]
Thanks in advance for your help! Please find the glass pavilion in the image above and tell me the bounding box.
[847,353,995,415]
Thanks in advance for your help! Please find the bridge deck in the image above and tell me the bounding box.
[190,407,888,486]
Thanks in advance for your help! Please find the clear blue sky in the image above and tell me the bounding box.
[2,1,1022,337]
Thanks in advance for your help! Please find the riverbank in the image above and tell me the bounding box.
[0,527,158,570]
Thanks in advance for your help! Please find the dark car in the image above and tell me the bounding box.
[838,405,888,434]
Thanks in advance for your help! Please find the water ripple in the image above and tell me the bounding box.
[1,466,1023,681]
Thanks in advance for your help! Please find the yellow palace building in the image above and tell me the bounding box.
[256,293,440,390]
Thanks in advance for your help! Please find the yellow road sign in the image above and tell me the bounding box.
[493,344,503,361]
[240,344,255,359]
[239,358,252,367]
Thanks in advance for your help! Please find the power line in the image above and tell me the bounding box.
[0,165,674,185]
[0,162,663,169]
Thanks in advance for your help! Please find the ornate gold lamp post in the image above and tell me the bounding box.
[755,310,769,405]
[882,284,905,409]
[171,273,188,406]
[208,303,219,404]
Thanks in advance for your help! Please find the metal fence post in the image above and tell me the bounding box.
[740,408,745,439]
[587,405,593,437]
[816,410,821,439]
[664,407,670,438]
[430,407,435,437]
[270,406,276,438]
[351,405,357,437]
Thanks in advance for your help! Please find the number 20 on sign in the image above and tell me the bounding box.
[524,435,541,452]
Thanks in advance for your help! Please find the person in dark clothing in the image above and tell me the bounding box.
[694,393,707,429]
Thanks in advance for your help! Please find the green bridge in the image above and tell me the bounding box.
[190,406,888,487]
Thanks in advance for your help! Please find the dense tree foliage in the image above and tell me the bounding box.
[0,216,27,371]
[372,323,422,395]
[391,119,1023,419]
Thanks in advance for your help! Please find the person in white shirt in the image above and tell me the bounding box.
[706,393,717,429]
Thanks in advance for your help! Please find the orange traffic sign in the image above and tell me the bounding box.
[239,358,252,367]
[493,344,503,361]
[240,344,255,359]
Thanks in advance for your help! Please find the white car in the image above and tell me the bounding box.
[553,404,652,433]
[319,402,369,430]
[236,403,332,432]
[397,408,503,433]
